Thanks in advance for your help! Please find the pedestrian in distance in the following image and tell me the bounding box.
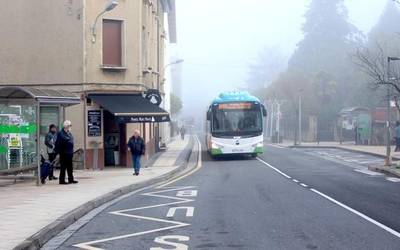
[127,129,146,176]
[55,120,78,185]
[44,124,58,180]
[395,121,400,152]
[180,126,186,140]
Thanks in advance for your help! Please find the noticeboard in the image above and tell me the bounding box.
[88,110,102,137]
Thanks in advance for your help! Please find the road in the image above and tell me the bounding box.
[46,138,400,249]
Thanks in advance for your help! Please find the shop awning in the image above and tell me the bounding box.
[89,94,170,123]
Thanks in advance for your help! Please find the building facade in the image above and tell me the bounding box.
[0,0,177,168]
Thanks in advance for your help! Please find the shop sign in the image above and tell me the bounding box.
[145,89,162,106]
[88,110,102,137]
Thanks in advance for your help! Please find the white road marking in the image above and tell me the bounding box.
[293,179,299,183]
[310,188,400,239]
[386,177,400,183]
[266,144,286,149]
[300,183,308,188]
[150,235,190,250]
[74,186,197,250]
[354,169,384,176]
[176,190,198,197]
[166,207,194,217]
[257,158,291,179]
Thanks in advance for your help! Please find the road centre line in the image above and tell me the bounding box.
[257,157,291,179]
[256,157,400,239]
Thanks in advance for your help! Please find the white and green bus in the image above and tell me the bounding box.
[206,92,267,157]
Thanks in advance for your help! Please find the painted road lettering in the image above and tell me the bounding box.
[166,206,195,217]
[150,235,190,250]
[176,190,198,197]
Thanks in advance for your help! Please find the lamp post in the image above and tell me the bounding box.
[298,89,303,145]
[91,0,119,43]
[164,59,184,71]
[385,56,400,166]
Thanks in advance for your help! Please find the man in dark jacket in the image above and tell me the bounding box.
[55,120,78,184]
[127,129,145,176]
[44,124,58,180]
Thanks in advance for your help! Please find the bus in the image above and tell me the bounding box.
[206,91,267,157]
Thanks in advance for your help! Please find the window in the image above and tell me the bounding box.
[102,19,123,67]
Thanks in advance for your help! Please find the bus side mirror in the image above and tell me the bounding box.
[206,110,211,120]
[262,104,267,117]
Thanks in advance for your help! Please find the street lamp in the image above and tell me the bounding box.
[91,0,119,43]
[298,89,303,145]
[164,59,184,70]
[385,56,400,166]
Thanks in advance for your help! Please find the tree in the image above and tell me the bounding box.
[353,0,400,111]
[289,0,360,79]
[170,94,183,115]
[247,46,287,90]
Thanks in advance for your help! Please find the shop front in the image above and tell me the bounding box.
[86,92,170,168]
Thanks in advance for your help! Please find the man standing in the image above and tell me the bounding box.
[127,129,145,176]
[180,126,186,140]
[395,121,400,152]
[55,120,78,184]
[44,124,58,180]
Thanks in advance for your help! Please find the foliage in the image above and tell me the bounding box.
[170,94,183,115]
[247,46,287,90]
[353,0,400,111]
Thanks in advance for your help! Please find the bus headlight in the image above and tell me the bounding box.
[253,142,263,148]
[211,142,224,149]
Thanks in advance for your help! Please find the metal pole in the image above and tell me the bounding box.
[386,58,392,166]
[277,102,280,143]
[269,102,274,137]
[36,104,41,186]
[299,93,302,145]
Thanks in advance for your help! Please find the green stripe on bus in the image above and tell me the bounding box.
[254,147,263,154]
[0,124,37,134]
[0,146,7,154]
[211,148,223,155]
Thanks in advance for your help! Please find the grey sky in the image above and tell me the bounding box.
[173,0,387,116]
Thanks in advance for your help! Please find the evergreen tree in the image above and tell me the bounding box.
[289,0,359,78]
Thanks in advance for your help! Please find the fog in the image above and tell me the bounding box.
[172,0,388,123]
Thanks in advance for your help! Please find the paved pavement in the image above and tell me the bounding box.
[47,137,400,249]
[0,137,189,250]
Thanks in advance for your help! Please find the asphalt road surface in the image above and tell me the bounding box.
[46,139,400,250]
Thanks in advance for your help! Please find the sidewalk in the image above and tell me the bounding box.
[0,137,191,250]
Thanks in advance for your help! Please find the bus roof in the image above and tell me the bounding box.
[211,91,260,104]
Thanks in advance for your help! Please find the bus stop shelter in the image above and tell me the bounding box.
[0,86,80,185]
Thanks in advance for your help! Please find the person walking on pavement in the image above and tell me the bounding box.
[127,129,145,176]
[395,121,400,152]
[55,120,78,185]
[180,126,186,140]
[44,124,58,180]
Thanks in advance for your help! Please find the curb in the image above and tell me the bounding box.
[288,145,400,161]
[13,136,197,250]
[368,165,400,178]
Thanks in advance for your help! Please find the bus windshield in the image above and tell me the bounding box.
[212,106,262,137]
